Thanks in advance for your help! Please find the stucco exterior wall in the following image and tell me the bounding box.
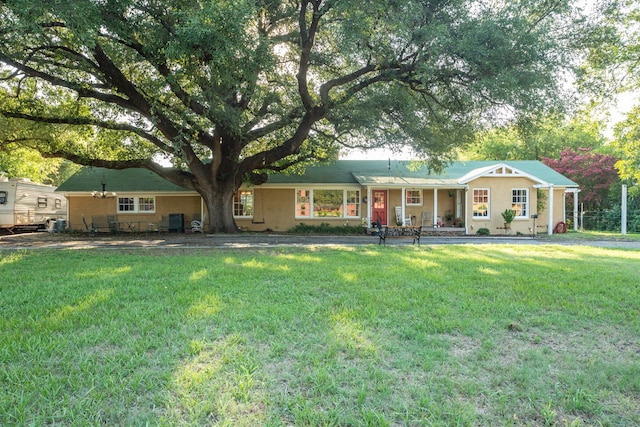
[465,176,567,235]
[237,188,364,232]
[62,179,571,236]
[64,194,202,232]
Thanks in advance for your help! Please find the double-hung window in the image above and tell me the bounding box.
[234,190,254,217]
[295,189,360,218]
[406,189,422,206]
[472,189,490,218]
[117,196,156,213]
[511,189,528,218]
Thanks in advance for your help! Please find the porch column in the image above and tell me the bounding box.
[573,190,579,232]
[401,187,406,225]
[547,185,554,236]
[464,188,469,234]
[367,187,372,227]
[433,188,438,227]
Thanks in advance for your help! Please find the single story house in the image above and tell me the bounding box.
[56,160,579,235]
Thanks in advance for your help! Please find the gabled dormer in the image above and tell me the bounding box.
[457,162,550,186]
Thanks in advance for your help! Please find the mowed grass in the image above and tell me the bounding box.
[1,244,639,426]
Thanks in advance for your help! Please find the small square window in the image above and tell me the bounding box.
[138,197,155,212]
[118,197,135,212]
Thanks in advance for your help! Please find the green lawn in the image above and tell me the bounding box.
[538,230,640,241]
[1,244,639,426]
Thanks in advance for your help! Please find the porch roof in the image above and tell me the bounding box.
[352,175,461,187]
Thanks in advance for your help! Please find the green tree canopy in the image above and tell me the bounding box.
[0,116,80,184]
[613,105,640,183]
[0,0,600,232]
[579,0,640,97]
[579,0,640,183]
[460,114,607,161]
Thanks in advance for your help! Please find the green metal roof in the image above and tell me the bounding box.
[56,160,578,192]
[267,160,578,187]
[56,167,191,193]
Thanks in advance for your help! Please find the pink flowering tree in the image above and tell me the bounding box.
[543,148,620,211]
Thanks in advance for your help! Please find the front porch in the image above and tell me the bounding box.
[360,183,467,233]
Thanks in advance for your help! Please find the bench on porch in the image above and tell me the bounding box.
[376,224,422,246]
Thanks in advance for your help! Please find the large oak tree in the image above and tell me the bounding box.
[0,0,594,232]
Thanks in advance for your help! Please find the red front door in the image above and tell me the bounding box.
[372,190,388,225]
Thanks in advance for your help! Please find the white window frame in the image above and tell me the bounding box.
[472,188,490,218]
[295,189,311,218]
[295,188,361,219]
[511,188,528,218]
[345,190,360,218]
[405,189,423,206]
[234,190,254,218]
[116,195,156,214]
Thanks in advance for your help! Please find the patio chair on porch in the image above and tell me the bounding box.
[191,213,206,233]
[82,214,97,235]
[147,215,170,234]
[395,206,412,226]
[421,211,433,228]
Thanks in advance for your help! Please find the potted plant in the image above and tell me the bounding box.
[501,209,516,231]
[444,210,453,226]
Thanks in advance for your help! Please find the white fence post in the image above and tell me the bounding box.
[622,185,627,236]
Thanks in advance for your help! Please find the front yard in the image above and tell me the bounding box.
[1,244,638,426]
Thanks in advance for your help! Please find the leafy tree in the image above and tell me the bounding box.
[0,0,598,232]
[543,148,620,211]
[579,0,640,182]
[0,148,65,184]
[613,105,640,184]
[579,0,639,97]
[461,114,607,161]
[0,117,80,184]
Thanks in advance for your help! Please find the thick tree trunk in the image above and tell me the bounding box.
[200,181,239,234]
